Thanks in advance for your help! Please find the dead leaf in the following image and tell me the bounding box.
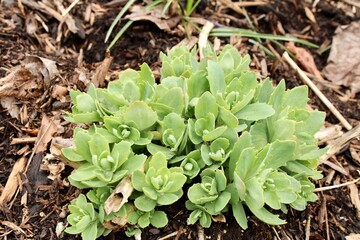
[0,97,20,119]
[323,21,360,94]
[0,157,27,205]
[0,56,58,99]
[91,51,113,87]
[51,85,68,102]
[125,5,180,31]
[348,183,360,218]
[104,176,133,215]
[286,42,324,81]
[41,154,65,180]
[304,6,316,23]
[346,233,360,240]
[34,114,58,154]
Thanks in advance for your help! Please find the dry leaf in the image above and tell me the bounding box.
[286,42,324,81]
[125,5,180,31]
[104,176,133,215]
[91,51,113,87]
[304,6,316,23]
[346,233,360,240]
[323,21,360,94]
[51,85,68,102]
[0,56,58,99]
[35,114,58,153]
[0,97,20,119]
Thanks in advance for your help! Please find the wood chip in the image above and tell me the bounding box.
[0,157,27,205]
[348,183,360,218]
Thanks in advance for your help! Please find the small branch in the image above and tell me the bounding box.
[158,230,182,240]
[314,178,360,192]
[197,225,205,240]
[321,124,360,163]
[11,137,37,145]
[282,51,352,131]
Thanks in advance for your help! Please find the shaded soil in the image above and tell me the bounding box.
[0,0,359,240]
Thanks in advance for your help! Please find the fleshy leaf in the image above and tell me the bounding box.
[235,103,275,121]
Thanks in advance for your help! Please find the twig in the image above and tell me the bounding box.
[158,231,181,240]
[62,0,80,17]
[321,124,360,162]
[197,225,205,240]
[272,227,281,240]
[235,1,268,7]
[305,215,311,240]
[321,158,348,175]
[314,178,360,192]
[11,137,37,145]
[283,51,352,131]
[218,0,245,15]
[198,21,214,60]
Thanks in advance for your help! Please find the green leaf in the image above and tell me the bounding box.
[246,199,286,225]
[149,152,168,169]
[219,107,238,128]
[150,211,168,228]
[157,87,185,115]
[235,147,256,180]
[134,195,157,212]
[187,71,209,100]
[195,91,219,119]
[228,132,252,180]
[73,129,92,162]
[235,103,275,121]
[62,148,84,162]
[157,192,181,205]
[203,126,227,142]
[246,177,264,209]
[214,191,231,212]
[207,60,226,95]
[147,144,175,160]
[233,172,246,200]
[69,164,97,181]
[132,171,148,191]
[65,226,82,235]
[138,212,151,228]
[121,154,146,173]
[249,121,268,149]
[284,86,308,108]
[110,141,132,169]
[264,140,295,169]
[81,223,97,240]
[232,201,248,229]
[124,101,158,131]
[89,133,110,158]
[188,184,217,205]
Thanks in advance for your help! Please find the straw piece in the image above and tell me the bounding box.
[314,178,360,192]
[198,21,214,60]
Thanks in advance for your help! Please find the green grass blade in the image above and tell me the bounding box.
[105,0,137,43]
[210,28,318,48]
[107,20,134,50]
[248,39,275,58]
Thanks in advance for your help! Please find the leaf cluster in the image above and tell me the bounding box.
[63,44,325,239]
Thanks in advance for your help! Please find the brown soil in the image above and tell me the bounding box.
[0,0,359,240]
